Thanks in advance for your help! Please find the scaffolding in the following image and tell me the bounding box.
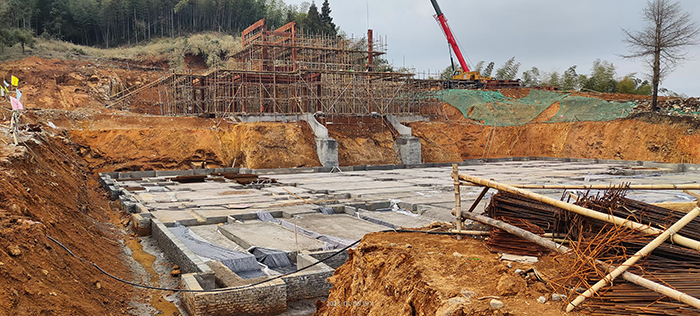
[108,19,442,117]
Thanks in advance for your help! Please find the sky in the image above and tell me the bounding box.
[286,0,700,97]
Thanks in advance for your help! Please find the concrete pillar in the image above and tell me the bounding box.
[396,136,422,165]
[316,138,339,167]
[303,113,339,167]
[386,115,422,165]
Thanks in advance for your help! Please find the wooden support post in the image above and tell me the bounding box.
[452,164,462,240]
[458,174,700,251]
[457,210,700,311]
[567,206,700,311]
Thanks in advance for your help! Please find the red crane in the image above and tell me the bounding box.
[429,0,470,73]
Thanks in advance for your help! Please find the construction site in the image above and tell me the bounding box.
[2,9,700,316]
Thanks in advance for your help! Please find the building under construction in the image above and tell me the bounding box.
[108,19,441,117]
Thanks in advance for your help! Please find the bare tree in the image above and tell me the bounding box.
[622,0,700,111]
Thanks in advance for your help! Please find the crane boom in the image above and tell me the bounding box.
[429,0,470,72]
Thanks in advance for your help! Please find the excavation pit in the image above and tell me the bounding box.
[103,158,700,316]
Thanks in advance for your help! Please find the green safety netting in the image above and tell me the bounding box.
[427,89,637,126]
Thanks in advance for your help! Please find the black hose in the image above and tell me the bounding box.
[46,229,471,293]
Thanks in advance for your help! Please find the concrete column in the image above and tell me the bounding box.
[396,136,422,165]
[303,113,339,167]
[386,115,422,165]
[316,137,339,167]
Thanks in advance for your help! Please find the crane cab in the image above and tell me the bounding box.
[452,69,492,81]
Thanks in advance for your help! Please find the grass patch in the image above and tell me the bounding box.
[1,32,242,69]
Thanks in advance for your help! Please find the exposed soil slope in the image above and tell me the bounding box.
[63,114,321,172]
[319,116,400,166]
[0,57,162,111]
[0,132,135,315]
[315,232,581,316]
[411,112,700,164]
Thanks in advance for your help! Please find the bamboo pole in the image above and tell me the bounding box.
[511,183,700,190]
[458,210,700,310]
[684,190,700,200]
[458,174,700,251]
[447,229,491,236]
[567,207,700,311]
[452,164,463,240]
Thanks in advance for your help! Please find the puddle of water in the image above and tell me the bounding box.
[126,238,180,316]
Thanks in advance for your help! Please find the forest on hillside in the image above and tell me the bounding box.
[0,0,337,49]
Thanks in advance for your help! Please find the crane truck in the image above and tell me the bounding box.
[429,0,520,89]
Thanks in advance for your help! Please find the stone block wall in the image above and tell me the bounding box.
[151,219,215,289]
[182,274,287,316]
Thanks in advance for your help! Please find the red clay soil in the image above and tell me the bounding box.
[315,232,583,316]
[411,111,700,164]
[319,116,401,166]
[61,114,321,172]
[0,57,164,111]
[0,133,135,315]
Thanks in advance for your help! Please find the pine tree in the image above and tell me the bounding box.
[320,0,336,36]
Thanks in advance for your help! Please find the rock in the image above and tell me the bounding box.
[514,269,524,275]
[8,245,21,257]
[461,290,477,300]
[170,269,181,277]
[490,299,504,309]
[496,274,527,296]
[405,244,412,249]
[96,281,101,289]
[436,296,469,316]
[552,293,566,301]
[537,296,546,304]
[389,243,397,247]
[42,269,49,276]
[172,265,179,270]
[452,252,463,258]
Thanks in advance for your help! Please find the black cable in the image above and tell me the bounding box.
[46,229,471,293]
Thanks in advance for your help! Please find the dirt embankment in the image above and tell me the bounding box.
[0,57,162,111]
[62,114,321,172]
[0,133,135,315]
[315,232,580,316]
[411,111,700,164]
[319,116,400,166]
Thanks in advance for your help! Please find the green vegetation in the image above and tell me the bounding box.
[0,0,338,49]
[441,57,654,96]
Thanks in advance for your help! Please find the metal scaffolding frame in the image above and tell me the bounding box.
[108,19,443,117]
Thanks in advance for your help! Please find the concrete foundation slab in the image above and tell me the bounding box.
[293,214,387,241]
[218,222,325,252]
